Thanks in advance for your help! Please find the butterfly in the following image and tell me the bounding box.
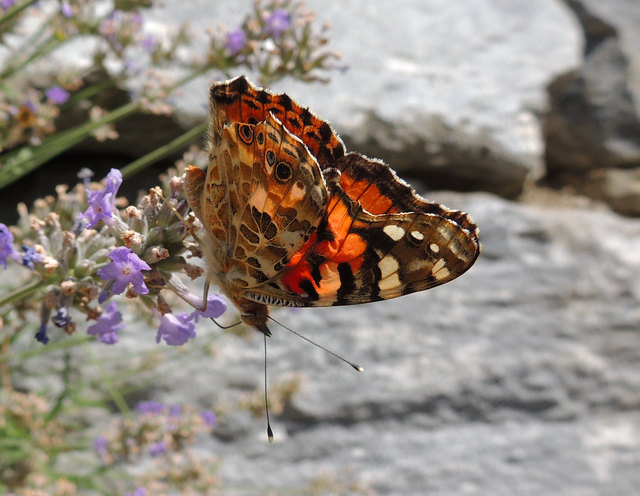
[184,76,480,336]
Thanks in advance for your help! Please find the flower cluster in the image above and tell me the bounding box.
[94,401,219,494]
[0,166,227,346]
[211,0,341,84]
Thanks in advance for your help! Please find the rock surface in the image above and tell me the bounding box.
[122,192,640,496]
[543,0,640,215]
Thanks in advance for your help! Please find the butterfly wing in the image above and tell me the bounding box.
[186,112,328,291]
[246,167,480,307]
[202,77,480,310]
[210,77,479,230]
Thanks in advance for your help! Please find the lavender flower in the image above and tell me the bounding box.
[156,312,196,346]
[87,302,124,344]
[225,28,246,53]
[104,167,123,194]
[140,34,156,52]
[35,321,49,344]
[149,441,166,457]
[263,9,290,38]
[0,223,19,269]
[79,168,123,228]
[97,247,151,296]
[92,436,109,457]
[169,404,181,417]
[124,488,147,496]
[190,294,227,322]
[45,85,70,105]
[60,1,73,19]
[136,401,166,414]
[0,0,15,11]
[201,410,216,427]
[52,307,72,328]
[22,245,43,269]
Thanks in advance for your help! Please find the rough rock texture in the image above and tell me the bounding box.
[543,0,640,215]
[131,192,640,496]
[142,0,581,198]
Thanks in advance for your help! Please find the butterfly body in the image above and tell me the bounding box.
[185,76,480,334]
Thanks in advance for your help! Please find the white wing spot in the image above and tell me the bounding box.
[430,243,440,253]
[378,254,399,278]
[410,230,425,242]
[378,254,401,291]
[431,258,450,280]
[383,224,405,241]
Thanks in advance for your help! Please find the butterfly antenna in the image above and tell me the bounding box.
[264,333,274,443]
[267,315,364,372]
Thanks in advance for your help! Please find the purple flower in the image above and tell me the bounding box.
[201,410,216,427]
[140,34,156,52]
[263,9,290,38]
[149,441,166,457]
[225,28,246,53]
[124,488,147,496]
[97,247,151,296]
[0,0,16,10]
[0,224,19,269]
[22,245,43,269]
[169,404,181,417]
[52,307,72,328]
[156,312,196,346]
[77,168,94,185]
[35,321,49,344]
[45,85,70,105]
[93,436,109,457]
[104,168,123,195]
[79,168,122,228]
[87,302,124,344]
[61,1,73,19]
[190,294,227,322]
[136,401,166,414]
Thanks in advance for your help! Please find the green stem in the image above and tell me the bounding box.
[0,101,139,189]
[45,350,72,421]
[0,279,48,309]
[1,36,67,81]
[0,68,210,188]
[0,334,92,364]
[84,342,130,415]
[121,122,207,178]
[0,0,38,30]
[62,78,117,109]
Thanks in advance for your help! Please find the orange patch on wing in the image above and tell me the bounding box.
[340,173,398,215]
[281,195,367,296]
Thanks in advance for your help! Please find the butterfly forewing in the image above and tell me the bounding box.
[214,114,329,289]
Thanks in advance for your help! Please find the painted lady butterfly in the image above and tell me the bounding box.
[185,76,480,335]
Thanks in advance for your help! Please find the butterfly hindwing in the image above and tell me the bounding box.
[246,168,479,307]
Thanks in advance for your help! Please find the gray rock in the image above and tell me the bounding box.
[131,192,640,496]
[543,0,640,214]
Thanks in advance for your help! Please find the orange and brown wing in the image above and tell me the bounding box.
[210,76,346,168]
[209,77,474,225]
[246,168,480,307]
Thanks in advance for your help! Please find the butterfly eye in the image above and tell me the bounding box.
[238,124,254,144]
[257,132,265,145]
[275,161,293,183]
[266,150,276,166]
